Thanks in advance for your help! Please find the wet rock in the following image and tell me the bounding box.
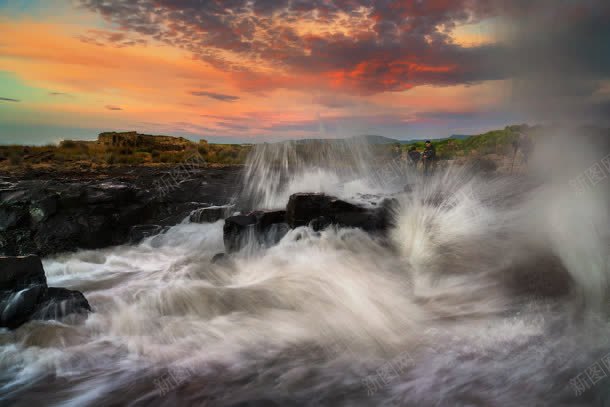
[32,287,92,321]
[223,210,288,253]
[309,216,331,231]
[211,252,235,267]
[0,166,241,256]
[0,256,91,329]
[503,254,574,300]
[190,206,230,223]
[222,193,395,253]
[286,193,389,232]
[0,286,45,329]
[85,182,134,205]
[211,252,227,263]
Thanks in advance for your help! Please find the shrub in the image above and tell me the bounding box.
[60,140,77,148]
[8,151,23,166]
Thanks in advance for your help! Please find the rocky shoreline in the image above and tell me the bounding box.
[0,165,403,329]
[0,165,242,257]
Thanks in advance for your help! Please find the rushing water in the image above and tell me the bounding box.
[1,138,610,406]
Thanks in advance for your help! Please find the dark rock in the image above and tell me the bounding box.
[0,188,32,205]
[223,210,287,253]
[129,225,166,244]
[309,216,331,231]
[286,193,334,228]
[211,252,235,267]
[0,255,47,290]
[29,194,58,224]
[0,286,45,329]
[0,205,28,231]
[211,253,227,263]
[85,182,133,205]
[223,213,258,253]
[190,206,230,223]
[0,166,242,256]
[33,218,81,254]
[503,254,574,299]
[286,193,390,232]
[0,256,91,329]
[32,287,92,321]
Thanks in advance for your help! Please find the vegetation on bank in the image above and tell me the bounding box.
[0,125,535,171]
[400,125,538,160]
[0,138,252,170]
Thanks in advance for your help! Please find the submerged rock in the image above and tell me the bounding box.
[0,256,91,329]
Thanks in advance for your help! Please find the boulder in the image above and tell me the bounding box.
[286,193,390,231]
[32,287,92,321]
[0,255,47,290]
[0,256,91,329]
[222,194,395,253]
[0,286,45,329]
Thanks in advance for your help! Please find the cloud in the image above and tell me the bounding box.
[49,92,72,97]
[78,0,502,94]
[105,105,123,110]
[0,97,19,102]
[77,29,148,48]
[190,91,240,102]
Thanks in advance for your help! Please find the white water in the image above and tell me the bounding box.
[1,138,610,406]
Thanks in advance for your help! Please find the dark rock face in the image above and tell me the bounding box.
[0,255,47,290]
[222,193,394,253]
[223,210,288,253]
[0,256,91,329]
[0,166,241,256]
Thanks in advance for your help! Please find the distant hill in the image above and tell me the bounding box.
[398,134,472,144]
[350,135,401,144]
[292,134,473,145]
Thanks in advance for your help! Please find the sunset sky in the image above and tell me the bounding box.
[0,0,608,144]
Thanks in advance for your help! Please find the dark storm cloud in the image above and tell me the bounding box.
[78,0,502,93]
[0,97,19,102]
[79,0,610,107]
[190,91,240,102]
[105,105,123,110]
[496,0,610,122]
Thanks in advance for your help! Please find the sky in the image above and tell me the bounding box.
[0,0,608,144]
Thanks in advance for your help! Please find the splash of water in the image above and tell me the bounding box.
[1,133,610,406]
[237,138,391,209]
